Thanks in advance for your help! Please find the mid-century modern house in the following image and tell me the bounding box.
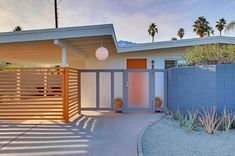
[0,24,235,120]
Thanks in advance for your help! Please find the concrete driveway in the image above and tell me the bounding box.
[0,111,161,156]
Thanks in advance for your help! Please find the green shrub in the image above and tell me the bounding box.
[184,44,235,65]
[218,107,235,132]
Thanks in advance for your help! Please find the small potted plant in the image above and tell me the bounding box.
[114,97,123,113]
[155,97,162,112]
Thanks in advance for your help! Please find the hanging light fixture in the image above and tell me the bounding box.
[95,41,109,61]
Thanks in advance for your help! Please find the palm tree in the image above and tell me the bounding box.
[192,16,214,37]
[215,18,226,36]
[225,20,235,32]
[177,28,185,39]
[148,23,158,42]
[13,26,23,32]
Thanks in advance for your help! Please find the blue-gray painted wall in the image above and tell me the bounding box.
[167,64,235,112]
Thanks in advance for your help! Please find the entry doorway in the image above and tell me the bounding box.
[125,59,151,110]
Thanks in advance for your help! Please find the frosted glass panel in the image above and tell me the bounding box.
[99,72,111,108]
[128,72,149,107]
[114,72,123,99]
[81,73,96,108]
[155,72,164,103]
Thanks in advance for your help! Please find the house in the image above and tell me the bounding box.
[0,24,235,119]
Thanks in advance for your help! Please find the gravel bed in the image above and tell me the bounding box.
[142,116,235,156]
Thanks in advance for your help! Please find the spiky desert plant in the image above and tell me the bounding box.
[172,107,182,121]
[197,106,222,134]
[179,113,185,127]
[181,111,199,131]
[218,107,235,132]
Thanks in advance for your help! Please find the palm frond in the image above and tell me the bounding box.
[225,21,235,32]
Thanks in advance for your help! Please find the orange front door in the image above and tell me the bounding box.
[126,59,149,109]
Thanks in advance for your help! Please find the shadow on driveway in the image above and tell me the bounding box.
[0,111,161,156]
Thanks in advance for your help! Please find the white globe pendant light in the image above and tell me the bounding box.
[95,45,109,61]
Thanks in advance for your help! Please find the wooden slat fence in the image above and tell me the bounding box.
[0,67,80,121]
[67,68,81,119]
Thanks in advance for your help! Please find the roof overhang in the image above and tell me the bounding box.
[0,24,235,55]
[0,24,118,67]
[0,24,118,46]
[117,36,235,53]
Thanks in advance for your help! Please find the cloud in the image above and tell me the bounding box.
[0,0,235,42]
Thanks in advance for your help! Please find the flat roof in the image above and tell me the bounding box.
[117,36,235,53]
[0,24,235,53]
[0,24,118,46]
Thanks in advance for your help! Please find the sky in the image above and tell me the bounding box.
[0,0,235,43]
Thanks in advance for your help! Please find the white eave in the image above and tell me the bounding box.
[118,36,235,53]
[0,24,117,46]
[0,24,235,53]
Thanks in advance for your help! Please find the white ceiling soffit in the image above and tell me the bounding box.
[54,39,86,59]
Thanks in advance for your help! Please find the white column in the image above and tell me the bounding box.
[62,47,67,67]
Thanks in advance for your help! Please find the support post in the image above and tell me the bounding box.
[96,72,100,109]
[111,72,114,110]
[150,70,155,111]
[123,70,128,112]
[78,70,81,114]
[164,71,168,109]
[63,68,69,121]
[62,47,67,67]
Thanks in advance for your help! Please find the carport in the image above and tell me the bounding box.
[0,24,117,121]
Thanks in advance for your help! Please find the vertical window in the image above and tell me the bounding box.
[165,60,177,69]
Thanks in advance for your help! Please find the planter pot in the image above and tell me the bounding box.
[155,98,162,113]
[155,101,162,108]
[114,98,123,113]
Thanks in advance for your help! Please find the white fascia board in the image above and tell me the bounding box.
[117,36,235,53]
[1,24,235,54]
[0,24,115,44]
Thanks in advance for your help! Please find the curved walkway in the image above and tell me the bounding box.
[0,111,161,156]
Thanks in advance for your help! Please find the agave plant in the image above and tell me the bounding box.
[172,107,182,121]
[218,107,235,132]
[181,111,199,131]
[197,106,222,134]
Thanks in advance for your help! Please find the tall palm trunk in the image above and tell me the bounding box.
[152,36,154,42]
[220,31,221,36]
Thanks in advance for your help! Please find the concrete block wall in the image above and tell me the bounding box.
[167,64,235,112]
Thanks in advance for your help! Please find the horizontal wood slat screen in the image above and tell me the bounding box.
[0,67,80,121]
[67,68,80,119]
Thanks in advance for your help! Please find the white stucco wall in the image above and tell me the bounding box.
[84,47,186,69]
[81,47,187,108]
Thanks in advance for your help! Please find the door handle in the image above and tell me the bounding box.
[125,82,129,87]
